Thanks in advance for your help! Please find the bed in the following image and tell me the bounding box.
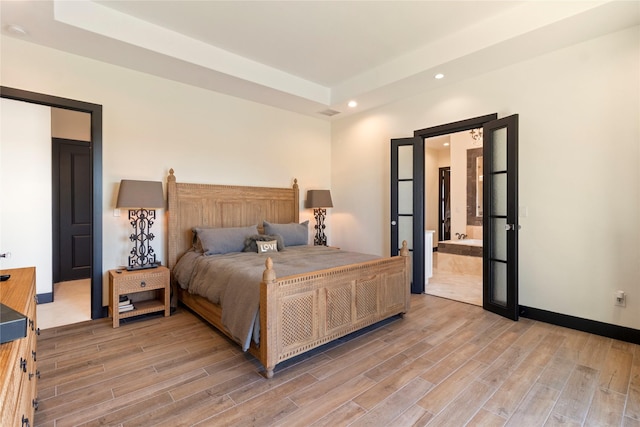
[166,169,410,378]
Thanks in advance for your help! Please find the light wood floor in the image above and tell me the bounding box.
[35,295,639,426]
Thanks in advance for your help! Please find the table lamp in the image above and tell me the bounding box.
[305,190,333,246]
[116,180,165,270]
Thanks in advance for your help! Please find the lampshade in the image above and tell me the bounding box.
[305,190,333,209]
[116,180,165,208]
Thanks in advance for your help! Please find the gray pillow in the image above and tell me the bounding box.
[263,221,309,246]
[243,234,285,253]
[193,225,258,255]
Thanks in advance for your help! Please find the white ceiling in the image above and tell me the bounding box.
[1,1,638,120]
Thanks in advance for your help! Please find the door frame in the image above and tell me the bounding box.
[1,86,104,320]
[412,113,498,294]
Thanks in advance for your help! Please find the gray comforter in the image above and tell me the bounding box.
[172,245,379,351]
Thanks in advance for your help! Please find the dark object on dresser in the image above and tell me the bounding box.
[0,303,27,344]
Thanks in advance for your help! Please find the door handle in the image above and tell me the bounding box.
[391,221,397,226]
[504,224,521,231]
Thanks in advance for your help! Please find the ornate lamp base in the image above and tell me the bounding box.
[126,208,158,269]
[313,208,327,246]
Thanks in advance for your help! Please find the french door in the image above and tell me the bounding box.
[483,114,519,320]
[390,137,424,294]
[391,114,519,321]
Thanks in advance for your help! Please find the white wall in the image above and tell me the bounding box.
[0,99,52,294]
[1,37,331,304]
[425,147,439,243]
[332,26,640,330]
[51,108,91,141]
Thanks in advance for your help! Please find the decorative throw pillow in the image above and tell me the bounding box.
[242,234,285,253]
[263,221,309,246]
[192,225,258,255]
[256,240,278,254]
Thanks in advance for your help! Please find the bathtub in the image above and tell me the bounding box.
[436,239,483,275]
[438,239,483,257]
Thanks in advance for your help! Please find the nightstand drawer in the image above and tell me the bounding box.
[115,273,167,293]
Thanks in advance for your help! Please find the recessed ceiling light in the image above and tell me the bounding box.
[5,24,28,36]
[443,142,450,146]
[435,73,445,80]
[347,100,358,108]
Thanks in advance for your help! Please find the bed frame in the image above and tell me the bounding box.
[166,169,410,378]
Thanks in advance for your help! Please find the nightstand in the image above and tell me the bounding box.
[108,266,170,328]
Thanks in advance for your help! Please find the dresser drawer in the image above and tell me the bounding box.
[0,267,37,427]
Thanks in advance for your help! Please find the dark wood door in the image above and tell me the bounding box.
[53,138,92,283]
[438,167,451,241]
[391,136,424,293]
[483,115,519,320]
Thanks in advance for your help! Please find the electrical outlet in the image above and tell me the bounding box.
[615,290,626,307]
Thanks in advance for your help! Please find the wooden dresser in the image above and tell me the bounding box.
[0,267,38,427]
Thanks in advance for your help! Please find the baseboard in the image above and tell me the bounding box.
[520,305,640,345]
[36,292,53,304]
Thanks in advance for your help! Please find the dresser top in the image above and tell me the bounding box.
[0,267,36,313]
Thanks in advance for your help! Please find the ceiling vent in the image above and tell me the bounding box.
[318,109,341,117]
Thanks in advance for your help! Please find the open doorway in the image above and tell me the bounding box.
[1,86,103,322]
[424,130,483,306]
[392,113,519,319]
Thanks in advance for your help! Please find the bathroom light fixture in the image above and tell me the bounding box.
[348,100,358,108]
[435,73,445,79]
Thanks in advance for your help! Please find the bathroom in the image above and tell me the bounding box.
[424,128,483,306]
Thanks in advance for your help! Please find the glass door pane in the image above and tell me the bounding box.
[490,126,507,307]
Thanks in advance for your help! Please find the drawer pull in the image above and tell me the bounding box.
[32,398,39,410]
[36,328,41,336]
[32,350,37,361]
[36,370,41,379]
[22,415,30,427]
[140,281,146,288]
[29,319,34,330]
[29,371,35,381]
[20,357,27,372]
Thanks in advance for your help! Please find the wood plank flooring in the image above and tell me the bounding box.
[34,295,640,426]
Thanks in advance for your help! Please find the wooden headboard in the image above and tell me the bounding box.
[166,169,299,269]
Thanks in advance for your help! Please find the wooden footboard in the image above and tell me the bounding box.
[258,242,410,378]
[177,244,410,378]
